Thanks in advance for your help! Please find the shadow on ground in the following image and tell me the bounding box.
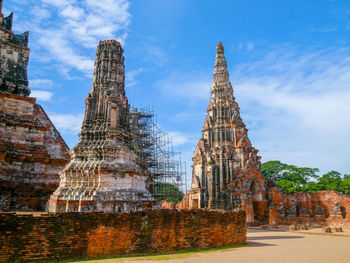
[247,241,276,247]
[248,236,304,241]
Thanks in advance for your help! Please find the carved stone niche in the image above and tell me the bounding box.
[110,104,118,128]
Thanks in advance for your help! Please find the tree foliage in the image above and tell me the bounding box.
[153,183,184,203]
[261,160,349,195]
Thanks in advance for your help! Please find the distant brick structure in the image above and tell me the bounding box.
[0,0,70,211]
[0,210,246,262]
[268,189,350,226]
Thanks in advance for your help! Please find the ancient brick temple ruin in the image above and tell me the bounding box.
[183,42,350,227]
[187,42,267,222]
[49,40,155,213]
[0,0,70,211]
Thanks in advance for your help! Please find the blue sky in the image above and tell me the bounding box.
[4,0,350,187]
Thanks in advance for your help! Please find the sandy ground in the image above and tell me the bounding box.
[80,228,350,263]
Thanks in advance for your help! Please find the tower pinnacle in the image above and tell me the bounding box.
[214,41,228,83]
[210,42,233,101]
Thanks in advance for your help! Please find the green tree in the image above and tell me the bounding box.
[307,181,322,193]
[153,183,184,203]
[341,174,350,195]
[261,160,319,194]
[317,170,343,192]
[261,161,350,196]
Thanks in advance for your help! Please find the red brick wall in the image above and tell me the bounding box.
[0,91,70,211]
[0,210,246,262]
[269,189,350,226]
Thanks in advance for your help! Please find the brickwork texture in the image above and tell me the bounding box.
[0,91,70,211]
[0,210,246,262]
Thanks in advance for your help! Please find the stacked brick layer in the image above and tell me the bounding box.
[268,190,350,226]
[0,210,246,262]
[0,91,70,211]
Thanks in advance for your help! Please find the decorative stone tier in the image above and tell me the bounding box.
[0,210,246,262]
[49,40,154,213]
[0,91,70,211]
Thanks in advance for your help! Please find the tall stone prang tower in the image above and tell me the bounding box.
[0,0,70,211]
[188,42,267,222]
[49,40,154,213]
[0,0,30,96]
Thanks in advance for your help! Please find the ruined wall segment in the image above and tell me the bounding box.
[49,40,154,213]
[0,210,246,262]
[0,1,70,211]
[188,42,267,222]
[268,189,350,226]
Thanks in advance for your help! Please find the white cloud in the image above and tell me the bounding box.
[126,68,144,87]
[232,48,350,135]
[30,79,54,89]
[41,0,75,8]
[50,114,84,134]
[60,5,84,20]
[144,46,168,66]
[230,47,350,173]
[238,42,254,51]
[29,79,56,101]
[29,6,51,21]
[247,42,254,51]
[21,0,131,77]
[168,131,190,146]
[30,90,53,101]
[38,32,94,73]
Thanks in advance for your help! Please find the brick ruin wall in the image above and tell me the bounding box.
[0,91,70,211]
[178,188,350,227]
[268,189,350,226]
[0,210,246,262]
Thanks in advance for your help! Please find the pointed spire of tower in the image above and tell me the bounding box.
[4,12,13,30]
[188,42,265,213]
[0,0,3,14]
[210,41,234,101]
[213,41,229,84]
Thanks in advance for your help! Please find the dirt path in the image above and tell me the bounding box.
[78,229,350,263]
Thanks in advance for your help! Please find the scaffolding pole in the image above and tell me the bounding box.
[130,106,186,203]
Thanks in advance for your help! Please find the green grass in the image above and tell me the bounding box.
[62,243,247,263]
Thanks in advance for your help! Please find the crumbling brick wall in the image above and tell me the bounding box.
[0,91,70,211]
[0,210,246,262]
[268,189,350,226]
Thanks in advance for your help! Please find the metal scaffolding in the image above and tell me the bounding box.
[130,106,187,203]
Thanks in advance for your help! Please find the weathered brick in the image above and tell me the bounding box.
[0,210,246,262]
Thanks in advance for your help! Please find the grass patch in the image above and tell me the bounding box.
[63,243,247,262]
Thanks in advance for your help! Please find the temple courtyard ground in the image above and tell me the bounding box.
[76,227,350,263]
